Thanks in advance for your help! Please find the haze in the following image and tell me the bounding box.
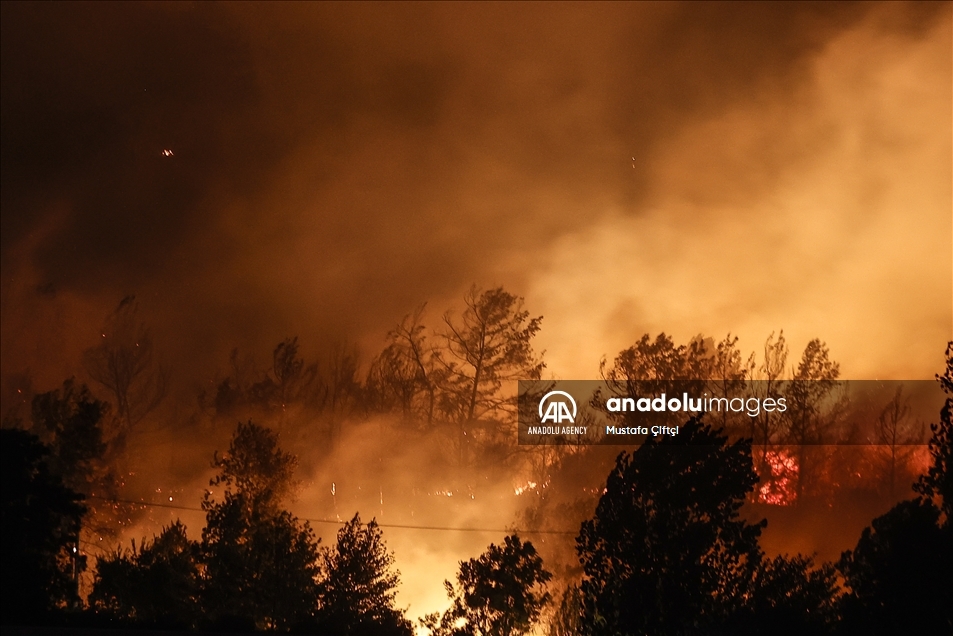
[2,0,950,623]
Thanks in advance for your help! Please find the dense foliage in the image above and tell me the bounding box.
[1,430,86,623]
[423,534,551,636]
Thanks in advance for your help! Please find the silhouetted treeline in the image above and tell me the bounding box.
[570,418,839,635]
[87,421,415,634]
[202,287,544,475]
[836,341,953,636]
[543,342,952,636]
[2,417,553,635]
[5,289,929,507]
[1,429,86,623]
[3,287,951,634]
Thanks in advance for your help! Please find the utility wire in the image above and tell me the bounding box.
[88,495,577,535]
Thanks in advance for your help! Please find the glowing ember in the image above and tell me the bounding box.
[514,481,538,496]
[757,450,798,505]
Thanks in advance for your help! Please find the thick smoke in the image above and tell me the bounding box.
[2,1,950,623]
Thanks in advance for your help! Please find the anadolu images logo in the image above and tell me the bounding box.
[539,390,577,424]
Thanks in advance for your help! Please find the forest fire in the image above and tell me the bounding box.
[757,450,799,506]
[514,481,539,496]
[1,2,950,634]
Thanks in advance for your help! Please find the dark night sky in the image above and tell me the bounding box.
[2,1,950,395]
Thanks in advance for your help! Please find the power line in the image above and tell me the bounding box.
[91,495,200,513]
[88,495,577,535]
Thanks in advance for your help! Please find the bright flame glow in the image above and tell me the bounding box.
[758,450,798,505]
[514,481,538,496]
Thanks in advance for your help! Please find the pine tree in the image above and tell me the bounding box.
[201,421,321,631]
[315,513,412,636]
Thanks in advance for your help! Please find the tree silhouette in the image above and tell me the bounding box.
[547,585,583,636]
[437,286,544,468]
[29,380,126,546]
[90,521,200,628]
[82,297,169,452]
[873,386,921,498]
[423,534,551,636]
[211,338,361,448]
[203,505,322,631]
[838,343,953,634]
[1,429,86,623]
[738,554,838,635]
[30,379,109,496]
[750,331,788,480]
[575,418,765,635]
[208,419,299,513]
[315,513,412,636]
[600,332,750,431]
[838,498,952,635]
[367,306,437,428]
[210,347,258,417]
[201,421,321,631]
[600,333,708,409]
[215,337,318,418]
[784,339,841,501]
[708,334,755,430]
[311,340,364,447]
[914,340,952,520]
[272,337,309,404]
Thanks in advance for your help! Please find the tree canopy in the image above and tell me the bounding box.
[838,342,953,634]
[316,513,412,636]
[90,521,200,628]
[201,421,320,631]
[424,534,551,636]
[576,418,765,634]
[1,429,86,622]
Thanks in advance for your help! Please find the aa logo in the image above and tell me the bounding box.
[539,390,577,424]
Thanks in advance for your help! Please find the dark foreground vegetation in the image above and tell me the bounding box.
[2,291,951,634]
